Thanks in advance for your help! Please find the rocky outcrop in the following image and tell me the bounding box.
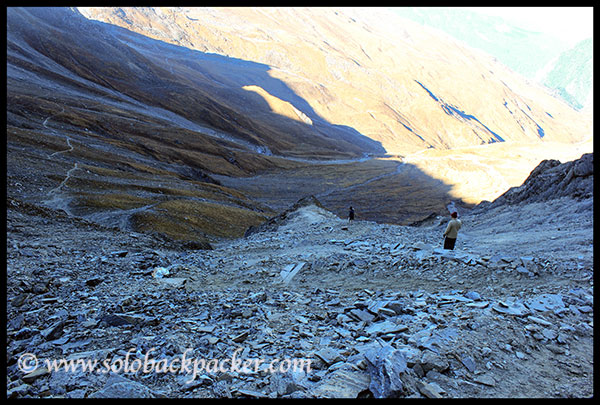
[479,153,593,209]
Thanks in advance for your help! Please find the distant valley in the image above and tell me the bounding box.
[5,7,594,399]
[6,7,592,245]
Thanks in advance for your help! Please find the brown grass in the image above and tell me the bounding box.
[72,192,155,211]
[131,199,269,241]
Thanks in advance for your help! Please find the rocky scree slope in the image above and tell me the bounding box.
[5,156,593,398]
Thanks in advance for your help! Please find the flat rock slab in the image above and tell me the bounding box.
[526,294,565,312]
[280,262,306,285]
[155,277,187,288]
[314,347,343,366]
[365,320,408,336]
[311,365,370,398]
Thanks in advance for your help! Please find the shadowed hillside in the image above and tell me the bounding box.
[79,7,591,154]
[6,7,592,244]
[5,8,594,398]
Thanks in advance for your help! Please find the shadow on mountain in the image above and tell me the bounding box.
[7,7,384,159]
[7,7,473,243]
[215,157,474,227]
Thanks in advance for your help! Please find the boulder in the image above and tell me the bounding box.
[364,345,409,398]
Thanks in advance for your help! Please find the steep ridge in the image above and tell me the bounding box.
[477,153,593,208]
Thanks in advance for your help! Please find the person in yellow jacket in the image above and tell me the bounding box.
[443,212,462,250]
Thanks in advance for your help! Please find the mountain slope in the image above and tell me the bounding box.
[6,6,593,243]
[78,6,591,154]
[540,38,593,112]
[6,157,594,397]
[8,7,380,158]
[392,7,593,111]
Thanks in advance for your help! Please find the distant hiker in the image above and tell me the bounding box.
[348,206,355,222]
[443,211,462,250]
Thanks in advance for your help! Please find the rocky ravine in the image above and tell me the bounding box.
[5,169,593,398]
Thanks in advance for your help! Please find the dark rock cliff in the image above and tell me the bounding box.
[478,153,593,209]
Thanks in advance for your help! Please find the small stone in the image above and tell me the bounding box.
[236,388,269,398]
[526,294,565,312]
[110,250,128,257]
[541,328,558,340]
[40,320,65,341]
[232,331,249,343]
[12,294,28,307]
[7,383,30,398]
[377,307,397,317]
[100,314,131,327]
[419,351,449,373]
[492,301,530,316]
[364,345,408,398]
[195,325,216,334]
[22,367,50,384]
[85,277,103,287]
[315,347,343,366]
[310,365,370,398]
[577,305,593,313]
[556,333,570,345]
[465,301,489,309]
[460,355,477,373]
[417,380,443,398]
[207,336,220,345]
[81,319,99,328]
[527,315,552,326]
[295,315,310,324]
[464,291,481,301]
[473,374,496,387]
[157,277,187,288]
[365,320,408,336]
[348,309,375,323]
[89,374,157,398]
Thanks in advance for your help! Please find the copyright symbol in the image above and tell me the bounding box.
[18,353,38,373]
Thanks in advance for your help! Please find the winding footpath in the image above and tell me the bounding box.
[42,106,80,212]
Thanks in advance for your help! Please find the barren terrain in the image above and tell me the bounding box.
[5,8,594,398]
[5,191,593,398]
[7,7,593,243]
